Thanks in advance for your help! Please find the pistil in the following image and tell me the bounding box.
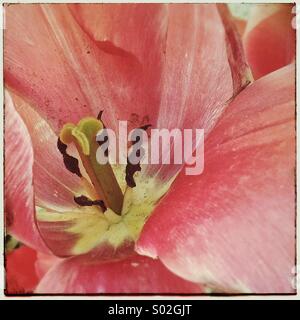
[59,117,124,215]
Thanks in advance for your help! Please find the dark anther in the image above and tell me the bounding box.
[74,195,107,212]
[57,138,67,153]
[139,124,152,131]
[93,200,107,212]
[57,138,82,178]
[97,110,104,121]
[63,154,82,178]
[74,195,91,206]
[125,162,141,188]
[124,124,150,188]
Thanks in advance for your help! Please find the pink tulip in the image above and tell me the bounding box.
[243,4,296,79]
[4,3,295,294]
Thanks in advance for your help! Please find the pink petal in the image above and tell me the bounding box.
[5,4,249,141]
[232,17,247,37]
[6,245,60,295]
[6,245,39,294]
[35,252,62,279]
[243,4,295,79]
[146,4,250,179]
[157,4,249,132]
[11,94,83,211]
[137,64,296,293]
[5,92,49,253]
[69,3,166,61]
[36,254,202,294]
[5,4,94,133]
[4,4,166,133]
[69,3,167,129]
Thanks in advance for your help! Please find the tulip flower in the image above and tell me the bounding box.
[4,3,295,294]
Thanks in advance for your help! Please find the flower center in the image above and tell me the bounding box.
[36,113,174,258]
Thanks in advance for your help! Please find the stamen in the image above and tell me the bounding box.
[125,162,141,188]
[57,138,82,178]
[57,138,67,153]
[97,110,104,121]
[59,117,124,215]
[125,124,151,188]
[74,195,107,212]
